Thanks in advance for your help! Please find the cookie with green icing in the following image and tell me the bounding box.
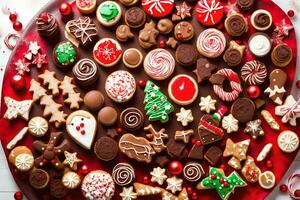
[97,1,122,26]
[197,167,247,200]
[53,41,77,68]
[144,80,174,123]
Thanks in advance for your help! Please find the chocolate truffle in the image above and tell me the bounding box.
[36,12,59,38]
[125,7,146,28]
[98,106,118,126]
[271,43,292,67]
[231,98,255,123]
[53,41,78,69]
[237,0,255,11]
[251,9,272,31]
[225,13,248,37]
[223,49,242,67]
[122,48,143,68]
[175,44,198,66]
[249,32,272,57]
[94,136,118,161]
[73,58,99,86]
[84,90,104,111]
[120,107,144,131]
[50,179,68,199]
[29,168,50,189]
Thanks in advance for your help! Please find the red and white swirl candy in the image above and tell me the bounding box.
[212,68,242,102]
[142,0,174,18]
[105,70,136,103]
[197,28,226,58]
[195,0,224,26]
[144,48,175,80]
[241,60,267,85]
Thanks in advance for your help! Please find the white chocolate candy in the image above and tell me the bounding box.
[28,116,48,137]
[15,153,34,172]
[249,34,271,57]
[257,143,272,162]
[277,130,299,153]
[62,171,81,189]
[6,127,28,150]
[258,171,275,189]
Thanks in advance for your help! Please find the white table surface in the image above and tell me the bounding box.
[0,0,300,199]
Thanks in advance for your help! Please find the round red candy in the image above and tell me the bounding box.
[195,0,224,26]
[168,74,198,106]
[168,161,183,175]
[142,0,174,18]
[11,74,26,92]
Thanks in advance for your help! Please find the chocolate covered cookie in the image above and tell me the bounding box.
[231,98,255,123]
[53,41,78,69]
[223,41,245,67]
[120,107,144,131]
[174,21,194,41]
[225,12,248,37]
[98,106,118,126]
[237,0,255,11]
[73,58,99,86]
[251,9,272,31]
[29,168,50,189]
[271,43,292,67]
[125,7,146,28]
[175,44,198,66]
[122,48,143,68]
[94,136,118,161]
[84,90,104,111]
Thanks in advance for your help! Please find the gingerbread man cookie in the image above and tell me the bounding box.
[264,69,287,105]
[138,21,159,49]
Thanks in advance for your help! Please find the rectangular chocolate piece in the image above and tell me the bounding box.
[167,139,186,159]
[204,146,222,166]
[188,144,204,160]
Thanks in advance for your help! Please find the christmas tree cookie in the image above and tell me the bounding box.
[144,80,174,123]
[197,167,247,200]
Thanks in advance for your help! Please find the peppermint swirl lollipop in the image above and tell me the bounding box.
[120,107,144,131]
[105,70,136,103]
[241,60,267,85]
[197,28,226,58]
[183,162,204,182]
[73,58,99,86]
[144,48,175,80]
[112,163,135,186]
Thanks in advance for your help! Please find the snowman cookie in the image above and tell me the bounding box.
[66,110,97,150]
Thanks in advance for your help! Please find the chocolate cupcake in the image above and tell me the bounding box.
[225,13,248,37]
[237,0,255,11]
[73,58,99,86]
[36,12,59,38]
[53,41,78,69]
[175,44,198,66]
[251,9,272,31]
[248,32,271,57]
[271,43,292,67]
[125,7,146,28]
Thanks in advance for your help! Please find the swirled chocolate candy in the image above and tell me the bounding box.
[225,13,248,37]
[251,9,272,31]
[29,168,50,189]
[271,43,292,67]
[237,0,255,11]
[73,58,99,86]
[36,12,59,38]
[224,49,242,67]
[120,107,144,131]
[112,163,135,186]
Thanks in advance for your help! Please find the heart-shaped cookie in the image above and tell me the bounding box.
[66,110,97,150]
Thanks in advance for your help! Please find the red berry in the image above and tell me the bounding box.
[191,138,197,144]
[295,189,300,197]
[117,127,123,134]
[266,160,273,168]
[9,13,17,22]
[80,130,85,135]
[288,10,295,17]
[13,21,22,31]
[187,187,193,195]
[296,80,300,89]
[220,164,226,171]
[143,176,149,184]
[76,126,80,131]
[211,174,217,179]
[219,178,224,183]
[280,184,288,192]
[10,74,26,92]
[158,40,166,48]
[138,79,146,87]
[14,191,23,200]
[59,2,72,16]
[80,165,89,175]
[195,140,202,146]
[247,85,261,99]
[168,161,183,175]
[191,192,198,200]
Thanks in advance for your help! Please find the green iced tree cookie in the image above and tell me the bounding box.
[144,80,174,123]
[197,167,247,200]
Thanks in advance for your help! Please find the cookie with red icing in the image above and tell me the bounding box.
[93,38,122,67]
[195,0,224,26]
[168,74,199,106]
[142,0,174,18]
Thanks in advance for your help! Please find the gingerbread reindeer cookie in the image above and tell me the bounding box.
[264,69,287,105]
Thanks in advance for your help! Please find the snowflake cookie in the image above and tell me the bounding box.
[176,107,194,126]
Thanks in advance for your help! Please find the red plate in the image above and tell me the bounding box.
[0,0,298,200]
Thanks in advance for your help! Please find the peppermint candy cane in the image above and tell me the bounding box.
[212,68,242,102]
[287,173,300,199]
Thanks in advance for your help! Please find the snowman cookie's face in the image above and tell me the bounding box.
[66,110,97,150]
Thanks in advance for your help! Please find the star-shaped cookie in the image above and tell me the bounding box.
[63,151,82,170]
[150,167,167,185]
[166,176,183,194]
[176,107,194,126]
[120,186,137,200]
[199,95,217,113]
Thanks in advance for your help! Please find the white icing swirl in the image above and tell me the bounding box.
[15,153,34,172]
[249,34,271,57]
[28,116,48,137]
[105,70,136,103]
[241,60,267,85]
[112,163,135,186]
[144,48,175,80]
[62,172,81,189]
[183,162,204,182]
[197,28,226,58]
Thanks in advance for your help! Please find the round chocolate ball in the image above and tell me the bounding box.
[98,106,118,126]
[84,90,104,111]
[94,136,118,161]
